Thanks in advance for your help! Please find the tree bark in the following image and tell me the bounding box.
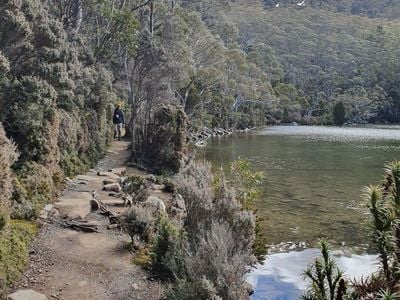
[72,0,83,33]
[149,1,154,36]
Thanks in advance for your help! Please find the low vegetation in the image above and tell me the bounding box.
[0,220,38,295]
[119,159,262,299]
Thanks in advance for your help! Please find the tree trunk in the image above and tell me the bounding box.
[72,0,83,33]
[149,1,154,36]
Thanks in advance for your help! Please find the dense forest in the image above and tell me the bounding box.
[1,0,400,298]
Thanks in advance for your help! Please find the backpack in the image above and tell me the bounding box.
[113,109,122,124]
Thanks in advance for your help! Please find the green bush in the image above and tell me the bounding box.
[333,101,346,126]
[59,153,90,178]
[151,217,187,279]
[11,164,54,219]
[123,175,146,194]
[120,206,155,244]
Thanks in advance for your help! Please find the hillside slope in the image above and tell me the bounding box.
[222,1,400,123]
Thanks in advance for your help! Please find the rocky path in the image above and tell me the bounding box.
[12,141,163,300]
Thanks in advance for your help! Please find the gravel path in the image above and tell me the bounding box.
[14,141,163,300]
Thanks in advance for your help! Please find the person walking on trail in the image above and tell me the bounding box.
[113,104,124,141]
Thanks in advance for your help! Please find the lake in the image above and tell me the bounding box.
[200,125,400,299]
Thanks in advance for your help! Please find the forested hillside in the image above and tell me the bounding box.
[225,1,400,124]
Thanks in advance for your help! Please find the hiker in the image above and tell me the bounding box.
[113,103,124,141]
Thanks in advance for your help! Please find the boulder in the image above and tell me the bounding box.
[122,194,133,207]
[55,192,92,219]
[172,194,186,210]
[7,289,47,300]
[103,183,122,193]
[97,171,121,181]
[39,204,54,219]
[145,175,157,183]
[144,196,166,212]
[169,194,186,222]
[76,175,103,182]
[152,184,165,191]
[44,204,53,212]
[108,167,127,176]
[103,178,118,185]
[108,192,121,198]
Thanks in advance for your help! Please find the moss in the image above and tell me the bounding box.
[0,220,38,295]
[132,247,152,268]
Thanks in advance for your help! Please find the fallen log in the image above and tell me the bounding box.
[50,218,99,233]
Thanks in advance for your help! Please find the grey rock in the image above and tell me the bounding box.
[152,184,165,191]
[173,194,186,210]
[103,183,122,193]
[144,196,166,212]
[103,178,118,185]
[7,289,48,300]
[97,171,121,181]
[108,167,127,176]
[145,175,157,183]
[44,204,53,212]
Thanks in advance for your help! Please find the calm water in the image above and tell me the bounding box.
[200,125,400,299]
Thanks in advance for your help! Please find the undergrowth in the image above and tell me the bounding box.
[0,220,38,295]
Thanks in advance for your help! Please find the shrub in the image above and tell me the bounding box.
[132,247,152,268]
[165,278,222,300]
[183,222,254,300]
[133,104,188,175]
[165,161,256,299]
[11,163,54,219]
[230,159,267,261]
[120,206,155,244]
[174,161,214,234]
[59,152,90,178]
[123,175,146,194]
[151,216,187,279]
[333,101,346,125]
[155,176,178,194]
[0,123,18,229]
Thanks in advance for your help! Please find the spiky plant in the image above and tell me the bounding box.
[376,289,400,300]
[365,185,395,284]
[383,162,400,268]
[302,240,346,300]
[351,274,387,300]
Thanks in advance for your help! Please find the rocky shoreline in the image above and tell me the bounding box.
[188,127,257,146]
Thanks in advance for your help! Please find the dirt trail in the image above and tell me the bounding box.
[14,141,163,300]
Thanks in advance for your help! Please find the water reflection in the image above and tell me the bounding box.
[247,249,379,300]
